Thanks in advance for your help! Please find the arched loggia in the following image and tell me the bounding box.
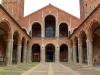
[45,15,56,37]
[92,22,100,66]
[0,21,11,65]
[45,44,55,62]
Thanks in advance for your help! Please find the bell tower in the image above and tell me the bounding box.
[80,0,99,20]
[2,0,24,20]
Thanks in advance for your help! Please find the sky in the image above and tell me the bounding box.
[24,0,80,18]
[0,0,80,18]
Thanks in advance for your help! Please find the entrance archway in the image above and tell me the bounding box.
[45,44,55,62]
[60,44,68,62]
[0,22,10,65]
[45,15,56,37]
[92,22,100,66]
[32,44,40,62]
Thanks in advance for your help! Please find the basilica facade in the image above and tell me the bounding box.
[0,0,100,67]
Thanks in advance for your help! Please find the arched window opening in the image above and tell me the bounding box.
[32,23,41,37]
[45,15,56,37]
[59,23,68,37]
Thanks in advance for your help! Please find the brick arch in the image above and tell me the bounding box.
[32,22,41,37]
[0,20,12,38]
[31,44,41,62]
[45,43,55,62]
[59,22,68,37]
[44,14,56,37]
[60,44,68,62]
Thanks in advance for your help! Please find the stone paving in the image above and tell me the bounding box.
[21,63,100,75]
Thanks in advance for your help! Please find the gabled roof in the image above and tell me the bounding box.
[25,4,79,19]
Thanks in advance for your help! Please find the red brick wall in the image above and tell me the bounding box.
[80,0,99,20]
[2,0,24,20]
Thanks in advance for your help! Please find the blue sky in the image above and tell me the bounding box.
[24,0,80,18]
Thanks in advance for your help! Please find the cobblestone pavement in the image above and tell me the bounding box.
[21,63,100,75]
[62,63,100,75]
[21,63,81,75]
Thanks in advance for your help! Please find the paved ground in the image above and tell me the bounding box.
[21,63,100,75]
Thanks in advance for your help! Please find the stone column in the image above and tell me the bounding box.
[27,47,32,63]
[23,44,27,63]
[68,45,73,63]
[73,44,77,63]
[55,46,59,62]
[87,39,93,66]
[6,38,13,66]
[41,45,45,62]
[17,43,22,64]
[78,38,83,64]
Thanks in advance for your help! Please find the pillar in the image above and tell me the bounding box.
[27,47,32,63]
[6,38,13,65]
[55,46,59,62]
[87,39,93,66]
[78,38,83,64]
[41,45,45,62]
[68,45,73,63]
[17,43,22,64]
[23,44,27,63]
[73,44,77,63]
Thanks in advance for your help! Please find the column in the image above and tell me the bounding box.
[87,39,93,66]
[68,45,73,63]
[55,46,59,62]
[73,44,77,63]
[23,45,27,63]
[41,45,45,62]
[27,47,32,63]
[78,38,83,64]
[6,38,13,65]
[17,43,22,64]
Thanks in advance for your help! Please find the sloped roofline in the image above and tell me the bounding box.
[24,4,80,20]
[0,4,31,39]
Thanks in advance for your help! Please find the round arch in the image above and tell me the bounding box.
[0,21,11,65]
[45,15,56,37]
[59,23,68,37]
[31,44,41,62]
[60,44,68,62]
[32,22,41,37]
[45,44,55,62]
[90,21,100,66]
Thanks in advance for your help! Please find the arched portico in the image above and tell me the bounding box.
[60,44,68,62]
[0,21,12,65]
[31,44,40,62]
[45,44,55,62]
